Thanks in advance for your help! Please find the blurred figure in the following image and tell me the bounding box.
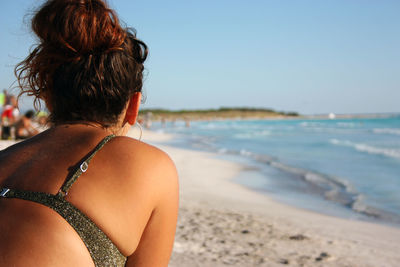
[15,110,39,139]
[1,95,19,140]
[36,110,49,131]
[0,90,5,137]
[144,111,152,129]
[184,117,190,128]
[0,90,6,108]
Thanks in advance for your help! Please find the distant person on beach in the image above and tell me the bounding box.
[0,1,178,266]
[14,110,39,139]
[184,117,190,128]
[0,91,4,137]
[35,110,49,131]
[0,90,6,108]
[1,95,19,140]
[144,112,152,129]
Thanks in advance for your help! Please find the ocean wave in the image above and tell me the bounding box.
[247,154,359,203]
[299,124,361,134]
[257,155,399,221]
[210,144,400,222]
[350,195,400,222]
[373,128,400,136]
[330,139,400,159]
[218,148,228,154]
[351,194,381,218]
[240,149,253,156]
[336,122,356,127]
[225,149,356,198]
[299,122,324,127]
[234,130,271,139]
[259,156,365,209]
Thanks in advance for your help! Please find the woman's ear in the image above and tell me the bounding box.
[126,92,141,125]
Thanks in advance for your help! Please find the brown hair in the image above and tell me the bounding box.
[15,0,148,127]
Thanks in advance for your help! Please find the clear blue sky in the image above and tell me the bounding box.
[1,0,399,114]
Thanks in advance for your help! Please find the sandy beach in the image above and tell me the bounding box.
[139,129,400,267]
[1,129,400,267]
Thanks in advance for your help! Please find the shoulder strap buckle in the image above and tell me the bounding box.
[57,134,116,196]
[80,162,88,172]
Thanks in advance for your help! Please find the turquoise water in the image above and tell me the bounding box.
[155,116,400,226]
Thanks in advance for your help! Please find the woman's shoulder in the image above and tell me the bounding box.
[98,135,178,218]
[102,135,177,183]
[108,135,174,165]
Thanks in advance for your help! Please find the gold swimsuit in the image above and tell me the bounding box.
[0,135,127,267]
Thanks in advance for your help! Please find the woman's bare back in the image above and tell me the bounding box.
[0,125,178,266]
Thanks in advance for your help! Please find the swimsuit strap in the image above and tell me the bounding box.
[57,134,116,198]
[0,188,127,266]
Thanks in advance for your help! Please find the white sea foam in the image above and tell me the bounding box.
[218,148,228,154]
[304,172,327,185]
[351,194,382,218]
[234,130,271,139]
[373,128,400,136]
[240,149,252,156]
[202,123,217,129]
[299,122,324,127]
[337,122,356,127]
[330,139,400,159]
[234,133,253,139]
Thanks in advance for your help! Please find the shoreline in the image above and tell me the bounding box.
[139,129,400,267]
[148,124,400,229]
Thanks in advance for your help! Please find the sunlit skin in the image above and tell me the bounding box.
[0,93,179,267]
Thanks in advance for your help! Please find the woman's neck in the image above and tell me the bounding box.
[52,121,126,136]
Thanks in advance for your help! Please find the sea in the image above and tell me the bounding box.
[152,115,400,227]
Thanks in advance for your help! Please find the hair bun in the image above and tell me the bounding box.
[32,0,126,57]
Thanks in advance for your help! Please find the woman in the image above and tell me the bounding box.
[1,95,19,140]
[0,0,178,266]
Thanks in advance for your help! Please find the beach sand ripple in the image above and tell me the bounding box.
[169,203,363,267]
